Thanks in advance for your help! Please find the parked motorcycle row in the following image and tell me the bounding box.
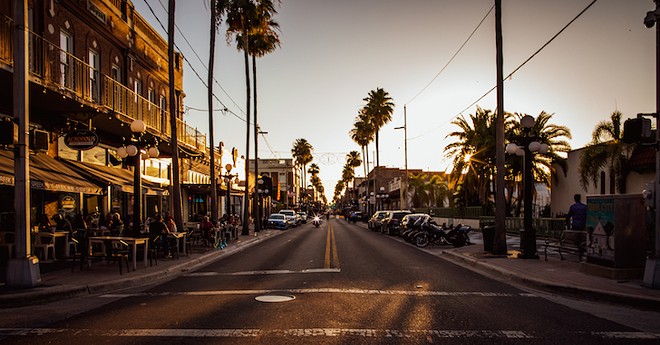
[366,211,472,248]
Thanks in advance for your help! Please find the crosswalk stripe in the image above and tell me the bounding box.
[0,328,658,339]
[99,288,538,298]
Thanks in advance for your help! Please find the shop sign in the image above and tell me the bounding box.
[60,195,76,211]
[64,129,99,151]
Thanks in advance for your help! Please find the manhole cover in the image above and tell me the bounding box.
[255,294,296,303]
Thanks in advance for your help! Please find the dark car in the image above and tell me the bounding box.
[349,211,365,222]
[368,211,389,231]
[380,210,412,235]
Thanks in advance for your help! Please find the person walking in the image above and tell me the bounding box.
[567,194,587,230]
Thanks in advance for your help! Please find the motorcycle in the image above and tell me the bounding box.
[312,216,322,228]
[413,221,471,248]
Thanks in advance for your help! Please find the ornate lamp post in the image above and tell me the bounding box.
[223,164,238,219]
[117,119,159,235]
[505,115,548,259]
[377,186,388,211]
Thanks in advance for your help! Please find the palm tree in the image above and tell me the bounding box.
[349,110,374,209]
[445,107,507,207]
[363,88,394,170]
[291,138,313,200]
[579,111,631,193]
[307,163,320,201]
[225,0,278,233]
[235,2,280,231]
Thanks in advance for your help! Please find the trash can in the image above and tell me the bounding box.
[482,224,495,252]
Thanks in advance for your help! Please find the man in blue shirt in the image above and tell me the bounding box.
[567,194,587,230]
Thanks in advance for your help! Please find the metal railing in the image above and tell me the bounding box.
[0,15,206,153]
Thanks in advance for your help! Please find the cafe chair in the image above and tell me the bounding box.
[148,237,160,267]
[33,232,56,261]
[111,240,131,275]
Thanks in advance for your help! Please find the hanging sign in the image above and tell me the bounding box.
[64,129,99,151]
[60,195,76,211]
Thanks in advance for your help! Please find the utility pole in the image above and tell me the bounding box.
[7,0,41,287]
[493,0,508,255]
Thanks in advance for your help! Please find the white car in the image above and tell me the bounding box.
[279,209,299,227]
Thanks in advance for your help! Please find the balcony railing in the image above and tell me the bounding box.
[0,14,206,153]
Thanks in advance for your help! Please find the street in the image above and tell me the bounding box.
[1,218,659,344]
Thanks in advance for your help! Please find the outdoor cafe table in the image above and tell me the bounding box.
[87,236,149,270]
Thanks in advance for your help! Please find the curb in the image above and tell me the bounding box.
[441,249,660,311]
[0,231,283,308]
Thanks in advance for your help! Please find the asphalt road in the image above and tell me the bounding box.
[1,218,658,344]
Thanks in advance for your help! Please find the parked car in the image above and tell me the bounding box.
[279,209,300,227]
[266,213,289,230]
[297,212,308,223]
[401,213,432,231]
[349,211,366,222]
[368,211,389,231]
[381,210,412,235]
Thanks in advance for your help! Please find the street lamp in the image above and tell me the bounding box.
[376,186,388,211]
[505,115,548,259]
[222,164,238,220]
[116,119,160,235]
[643,1,660,288]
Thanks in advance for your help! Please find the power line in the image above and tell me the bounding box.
[156,0,247,116]
[408,0,599,141]
[405,4,495,105]
[139,0,248,124]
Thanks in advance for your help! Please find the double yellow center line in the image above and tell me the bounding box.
[324,221,340,269]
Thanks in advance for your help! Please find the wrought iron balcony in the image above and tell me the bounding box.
[0,15,207,155]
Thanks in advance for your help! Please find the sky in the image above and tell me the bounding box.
[132,0,656,202]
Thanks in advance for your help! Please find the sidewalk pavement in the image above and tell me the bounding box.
[434,233,660,311]
[2,225,660,311]
[0,229,283,308]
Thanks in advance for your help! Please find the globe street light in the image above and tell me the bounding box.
[116,119,159,235]
[377,186,388,211]
[223,164,238,220]
[505,115,548,259]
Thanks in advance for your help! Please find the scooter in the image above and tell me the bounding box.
[312,216,322,228]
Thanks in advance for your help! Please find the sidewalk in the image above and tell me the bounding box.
[435,232,660,311]
[0,229,282,308]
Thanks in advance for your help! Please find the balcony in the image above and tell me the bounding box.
[0,15,207,156]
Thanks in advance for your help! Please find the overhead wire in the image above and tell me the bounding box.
[408,0,599,141]
[405,4,495,106]
[156,0,247,116]
[140,0,248,124]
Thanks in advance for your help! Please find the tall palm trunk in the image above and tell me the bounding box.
[252,54,260,231]
[168,0,184,231]
[241,33,251,235]
[208,0,218,222]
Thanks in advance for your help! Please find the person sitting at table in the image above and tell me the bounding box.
[72,213,88,231]
[199,216,215,247]
[166,217,178,233]
[37,213,52,232]
[109,212,124,236]
[149,213,171,257]
[52,213,72,233]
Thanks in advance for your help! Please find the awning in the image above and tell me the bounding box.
[0,150,103,195]
[62,159,167,196]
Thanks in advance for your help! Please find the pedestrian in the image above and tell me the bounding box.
[199,215,215,246]
[566,194,587,230]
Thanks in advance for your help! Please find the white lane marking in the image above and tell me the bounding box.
[100,289,538,298]
[185,268,341,277]
[1,328,658,339]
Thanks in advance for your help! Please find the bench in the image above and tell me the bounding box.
[544,230,586,261]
